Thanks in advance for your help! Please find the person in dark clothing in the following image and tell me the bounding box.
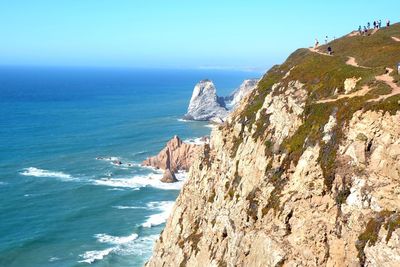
[327,46,333,55]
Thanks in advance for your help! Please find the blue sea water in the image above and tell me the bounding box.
[0,67,260,267]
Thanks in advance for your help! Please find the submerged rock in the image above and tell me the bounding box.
[183,80,229,123]
[160,169,178,183]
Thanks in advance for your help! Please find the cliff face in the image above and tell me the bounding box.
[147,24,400,266]
[226,79,259,108]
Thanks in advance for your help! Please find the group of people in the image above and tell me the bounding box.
[313,18,393,56]
[358,19,391,35]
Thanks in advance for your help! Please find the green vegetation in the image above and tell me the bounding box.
[228,24,400,220]
[319,24,400,68]
[356,211,397,265]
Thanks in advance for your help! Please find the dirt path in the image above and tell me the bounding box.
[392,36,400,42]
[317,85,372,103]
[345,56,370,69]
[308,47,332,56]
[317,68,399,104]
[371,68,400,101]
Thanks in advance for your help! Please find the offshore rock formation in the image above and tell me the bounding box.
[147,24,400,266]
[183,80,229,123]
[161,169,178,183]
[226,79,259,108]
[142,135,202,173]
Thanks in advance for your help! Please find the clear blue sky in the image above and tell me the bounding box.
[0,0,398,70]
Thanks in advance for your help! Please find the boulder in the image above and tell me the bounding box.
[160,169,178,183]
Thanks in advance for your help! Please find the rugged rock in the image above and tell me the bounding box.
[226,79,259,108]
[147,24,400,266]
[161,169,178,183]
[142,135,202,172]
[183,80,229,123]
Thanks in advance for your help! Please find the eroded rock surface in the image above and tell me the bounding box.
[142,135,202,172]
[226,79,259,108]
[183,80,228,123]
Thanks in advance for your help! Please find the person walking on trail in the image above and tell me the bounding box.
[387,20,390,27]
[363,26,367,35]
[358,25,362,34]
[327,46,333,55]
[379,20,382,28]
[314,38,319,48]
[373,21,377,29]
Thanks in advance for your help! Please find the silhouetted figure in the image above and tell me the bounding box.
[314,38,319,48]
[387,20,390,27]
[327,46,333,55]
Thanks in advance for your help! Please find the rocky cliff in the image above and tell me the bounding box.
[183,80,229,123]
[226,79,259,108]
[147,24,400,266]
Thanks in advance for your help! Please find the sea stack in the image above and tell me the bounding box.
[142,135,202,176]
[183,80,228,123]
[160,169,178,183]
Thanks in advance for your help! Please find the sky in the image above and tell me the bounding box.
[0,0,398,70]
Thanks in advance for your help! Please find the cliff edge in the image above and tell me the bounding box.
[147,24,400,266]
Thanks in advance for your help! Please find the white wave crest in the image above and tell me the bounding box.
[142,201,175,228]
[95,233,138,245]
[20,167,76,181]
[79,233,158,264]
[92,171,187,191]
[112,205,144,210]
[79,248,114,264]
[183,137,208,145]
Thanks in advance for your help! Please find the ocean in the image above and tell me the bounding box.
[0,66,260,267]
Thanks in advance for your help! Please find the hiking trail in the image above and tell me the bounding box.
[317,68,400,104]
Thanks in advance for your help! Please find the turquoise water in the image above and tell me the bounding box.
[0,67,260,267]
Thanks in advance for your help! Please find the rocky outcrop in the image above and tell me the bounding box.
[226,79,259,108]
[183,80,228,123]
[147,27,400,266]
[142,135,202,172]
[161,169,178,183]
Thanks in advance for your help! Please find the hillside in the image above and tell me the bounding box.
[146,24,400,266]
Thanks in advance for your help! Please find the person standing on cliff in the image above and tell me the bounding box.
[387,19,390,27]
[314,38,319,48]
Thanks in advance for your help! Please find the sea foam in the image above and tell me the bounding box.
[92,171,187,191]
[95,233,138,245]
[20,167,76,181]
[142,201,175,228]
[79,232,157,264]
[79,248,114,264]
